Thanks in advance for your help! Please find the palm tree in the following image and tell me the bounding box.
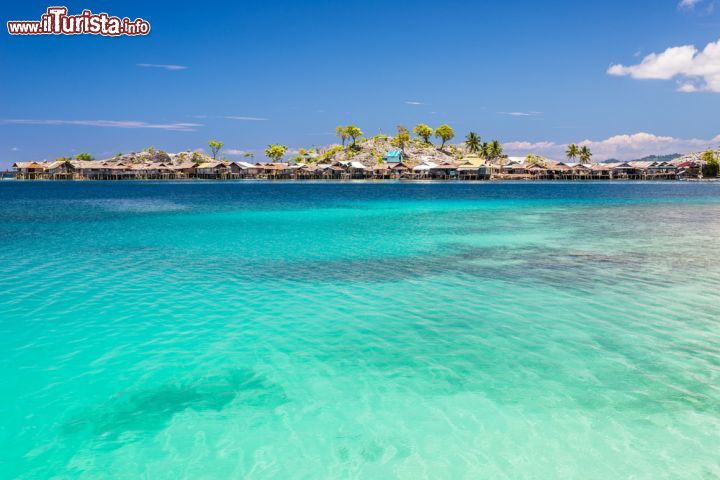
[579,146,592,164]
[566,144,580,163]
[480,140,504,174]
[489,140,503,159]
[465,132,481,153]
[480,142,490,159]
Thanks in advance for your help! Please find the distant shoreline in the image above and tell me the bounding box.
[10,153,706,182]
[4,177,719,184]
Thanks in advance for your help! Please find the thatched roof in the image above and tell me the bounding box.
[12,161,44,169]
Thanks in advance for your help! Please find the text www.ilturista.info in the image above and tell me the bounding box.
[7,7,150,36]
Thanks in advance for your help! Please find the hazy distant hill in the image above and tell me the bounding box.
[671,149,720,165]
[601,154,682,164]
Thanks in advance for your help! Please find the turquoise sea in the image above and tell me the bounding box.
[1,181,719,479]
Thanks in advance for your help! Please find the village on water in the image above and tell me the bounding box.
[9,124,720,181]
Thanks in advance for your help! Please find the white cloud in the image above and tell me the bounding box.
[0,119,201,131]
[223,116,268,121]
[225,149,249,155]
[137,63,188,71]
[608,46,697,79]
[405,101,425,105]
[11,146,19,151]
[679,0,702,8]
[505,140,558,150]
[608,38,720,92]
[578,132,720,159]
[505,132,720,160]
[500,111,542,117]
[677,82,699,92]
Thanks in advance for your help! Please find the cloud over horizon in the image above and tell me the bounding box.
[608,38,720,92]
[505,132,720,160]
[225,149,256,156]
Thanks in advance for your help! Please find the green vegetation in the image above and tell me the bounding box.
[701,150,719,177]
[294,148,318,164]
[345,126,362,147]
[336,126,349,147]
[75,153,94,161]
[394,125,410,151]
[579,146,592,164]
[485,140,503,159]
[143,146,156,154]
[465,132,481,153]
[413,124,433,144]
[435,125,455,149]
[317,145,343,162]
[566,144,579,163]
[208,140,224,161]
[265,144,288,163]
[335,125,363,149]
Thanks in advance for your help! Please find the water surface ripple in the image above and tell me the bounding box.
[1,182,719,479]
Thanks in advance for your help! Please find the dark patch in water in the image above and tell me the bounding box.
[212,244,655,291]
[62,368,288,445]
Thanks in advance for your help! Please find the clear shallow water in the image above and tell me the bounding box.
[1,181,719,479]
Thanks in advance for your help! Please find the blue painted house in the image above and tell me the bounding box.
[383,150,403,164]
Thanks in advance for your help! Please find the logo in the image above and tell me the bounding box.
[7,7,151,36]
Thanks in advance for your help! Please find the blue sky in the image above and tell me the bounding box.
[2,0,720,165]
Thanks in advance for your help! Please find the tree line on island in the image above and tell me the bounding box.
[199,124,511,166]
[46,124,720,179]
[50,134,575,167]
[330,124,506,161]
[47,124,571,168]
